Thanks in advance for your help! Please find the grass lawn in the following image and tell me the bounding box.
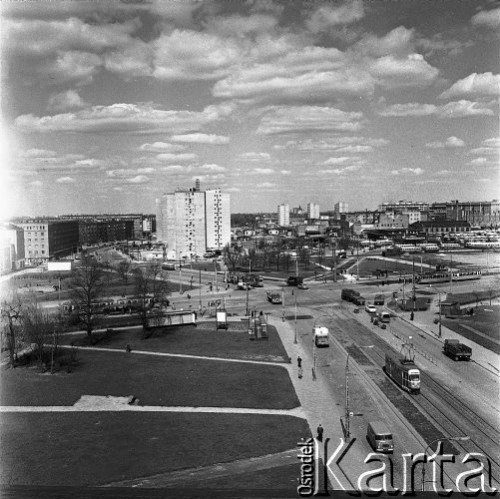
[0,412,310,486]
[61,323,289,363]
[0,350,299,409]
[184,463,302,491]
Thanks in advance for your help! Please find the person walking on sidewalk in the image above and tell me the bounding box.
[317,424,324,442]
[297,356,303,378]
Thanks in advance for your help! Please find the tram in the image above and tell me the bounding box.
[384,350,420,394]
[417,270,481,285]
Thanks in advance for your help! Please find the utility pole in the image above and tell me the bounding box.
[332,238,337,282]
[345,354,350,439]
[438,292,442,338]
[449,252,453,294]
[294,290,298,344]
[179,259,183,294]
[198,268,202,311]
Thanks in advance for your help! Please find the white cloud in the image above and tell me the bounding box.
[280,170,291,175]
[391,168,424,175]
[306,1,364,33]
[425,136,465,148]
[251,168,275,175]
[137,167,156,174]
[469,138,500,155]
[56,176,76,183]
[47,90,88,111]
[126,175,150,184]
[471,8,500,29]
[440,73,500,99]
[437,100,495,118]
[469,157,488,165]
[156,153,197,162]
[139,142,186,153]
[256,182,276,188]
[379,100,494,118]
[353,26,415,57]
[369,53,439,88]
[198,164,227,172]
[15,102,234,134]
[171,133,229,144]
[153,29,241,80]
[20,148,57,158]
[279,137,389,151]
[238,152,271,161]
[257,106,364,135]
[30,180,43,186]
[324,157,354,165]
[378,103,437,117]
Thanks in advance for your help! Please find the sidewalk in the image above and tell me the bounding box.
[268,315,369,490]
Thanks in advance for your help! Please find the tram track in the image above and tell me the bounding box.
[320,306,500,485]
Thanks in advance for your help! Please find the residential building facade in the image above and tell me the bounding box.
[15,220,79,266]
[205,188,231,251]
[278,203,290,226]
[307,202,320,220]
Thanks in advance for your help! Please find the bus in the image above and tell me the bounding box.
[367,422,394,454]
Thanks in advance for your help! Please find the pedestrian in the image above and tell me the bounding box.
[317,424,324,442]
[126,344,132,353]
[297,356,302,368]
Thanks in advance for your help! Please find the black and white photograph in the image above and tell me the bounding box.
[0,0,499,497]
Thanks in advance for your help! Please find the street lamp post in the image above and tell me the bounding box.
[438,292,442,338]
[294,290,298,344]
[421,436,470,491]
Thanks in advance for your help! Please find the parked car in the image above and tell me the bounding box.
[365,303,377,314]
[297,283,309,290]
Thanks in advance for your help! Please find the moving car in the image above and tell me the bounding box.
[297,283,309,290]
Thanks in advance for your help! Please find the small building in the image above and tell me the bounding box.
[440,301,461,317]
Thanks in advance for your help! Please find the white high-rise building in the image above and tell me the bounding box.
[278,203,290,226]
[205,188,231,251]
[334,202,348,218]
[307,202,320,220]
[157,181,231,258]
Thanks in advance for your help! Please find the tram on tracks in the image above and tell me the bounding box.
[385,349,421,394]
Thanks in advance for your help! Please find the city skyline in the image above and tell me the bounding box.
[1,0,499,219]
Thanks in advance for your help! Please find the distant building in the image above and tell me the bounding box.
[157,181,231,258]
[307,202,320,220]
[205,188,231,251]
[15,220,79,266]
[334,202,348,218]
[0,225,25,274]
[379,201,429,213]
[278,203,290,226]
[410,220,471,237]
[446,200,500,227]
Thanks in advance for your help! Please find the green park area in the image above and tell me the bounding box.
[0,412,308,487]
[0,321,309,488]
[62,321,289,363]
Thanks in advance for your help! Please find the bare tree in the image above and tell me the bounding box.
[21,294,58,369]
[69,256,105,342]
[133,262,170,330]
[117,260,132,285]
[0,294,23,368]
[223,244,243,272]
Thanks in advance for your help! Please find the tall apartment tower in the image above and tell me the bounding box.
[157,182,231,258]
[205,188,231,251]
[278,203,290,226]
[334,202,348,219]
[307,202,320,220]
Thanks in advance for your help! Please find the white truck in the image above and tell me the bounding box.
[313,326,329,347]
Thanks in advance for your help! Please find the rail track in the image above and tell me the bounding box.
[322,306,500,486]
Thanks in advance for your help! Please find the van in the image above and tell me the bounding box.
[367,422,394,453]
[376,311,390,323]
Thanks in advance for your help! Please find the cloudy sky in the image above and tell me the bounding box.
[1,0,499,218]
